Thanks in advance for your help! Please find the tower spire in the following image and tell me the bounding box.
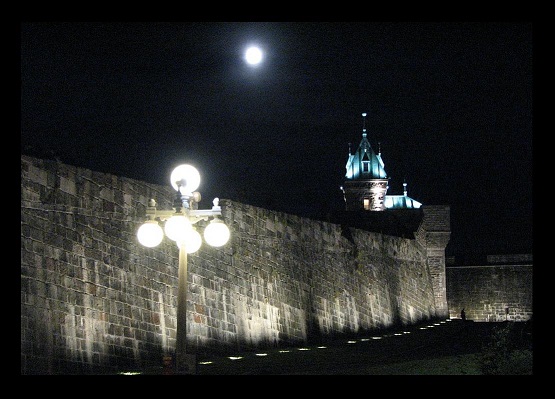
[362,112,367,138]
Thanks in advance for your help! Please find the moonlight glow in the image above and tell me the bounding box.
[245,46,263,65]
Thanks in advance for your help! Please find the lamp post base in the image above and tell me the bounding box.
[175,353,197,375]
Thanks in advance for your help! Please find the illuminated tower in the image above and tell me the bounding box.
[342,112,389,211]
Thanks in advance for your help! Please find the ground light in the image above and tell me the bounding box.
[194,318,457,375]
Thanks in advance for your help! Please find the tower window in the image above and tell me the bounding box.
[362,162,369,172]
[363,198,370,210]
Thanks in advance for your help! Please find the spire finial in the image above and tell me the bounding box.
[403,179,408,196]
[362,112,367,137]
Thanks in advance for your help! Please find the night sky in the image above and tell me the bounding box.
[20,22,533,257]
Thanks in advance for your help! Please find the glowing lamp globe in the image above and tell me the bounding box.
[177,228,202,253]
[204,218,230,247]
[170,164,200,195]
[137,221,164,248]
[164,215,192,243]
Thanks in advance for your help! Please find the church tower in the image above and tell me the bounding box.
[342,113,389,211]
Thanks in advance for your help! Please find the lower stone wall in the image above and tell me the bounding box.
[21,155,440,374]
[446,264,533,322]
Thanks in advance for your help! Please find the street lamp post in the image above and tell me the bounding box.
[137,164,230,374]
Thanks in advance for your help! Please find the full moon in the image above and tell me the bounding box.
[245,46,263,65]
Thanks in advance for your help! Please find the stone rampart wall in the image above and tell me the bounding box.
[446,264,533,322]
[21,155,440,374]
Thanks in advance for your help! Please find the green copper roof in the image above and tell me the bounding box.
[384,194,422,209]
[345,122,387,180]
[343,113,422,210]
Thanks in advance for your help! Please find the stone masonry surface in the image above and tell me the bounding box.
[21,155,449,374]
